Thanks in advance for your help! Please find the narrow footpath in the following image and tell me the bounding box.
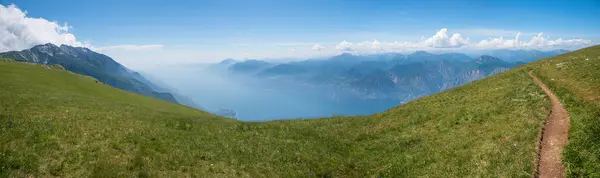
[528,71,570,178]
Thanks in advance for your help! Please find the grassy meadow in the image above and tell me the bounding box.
[1,53,555,177]
[531,45,600,177]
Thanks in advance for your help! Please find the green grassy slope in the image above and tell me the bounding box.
[531,45,600,177]
[1,56,551,177]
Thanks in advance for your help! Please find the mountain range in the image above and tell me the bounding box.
[214,51,545,103]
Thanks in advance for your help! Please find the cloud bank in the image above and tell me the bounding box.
[335,41,354,52]
[0,4,164,54]
[312,44,325,51]
[0,4,91,52]
[475,32,593,50]
[423,28,469,48]
[333,28,595,53]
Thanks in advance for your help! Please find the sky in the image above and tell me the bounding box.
[1,0,599,69]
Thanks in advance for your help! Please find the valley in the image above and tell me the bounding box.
[144,50,563,120]
[5,45,598,176]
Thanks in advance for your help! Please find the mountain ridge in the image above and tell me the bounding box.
[0,43,181,104]
[227,52,520,101]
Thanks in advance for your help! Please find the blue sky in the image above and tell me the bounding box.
[1,0,599,69]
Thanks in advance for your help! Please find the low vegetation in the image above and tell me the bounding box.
[1,48,578,177]
[532,45,600,177]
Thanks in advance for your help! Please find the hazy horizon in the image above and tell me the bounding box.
[1,1,599,70]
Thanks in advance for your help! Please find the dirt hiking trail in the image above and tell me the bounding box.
[528,71,570,178]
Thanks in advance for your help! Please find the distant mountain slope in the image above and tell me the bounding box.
[227,52,520,102]
[257,63,309,77]
[137,71,206,110]
[0,43,179,103]
[207,58,238,71]
[352,55,516,96]
[481,49,570,62]
[228,59,274,74]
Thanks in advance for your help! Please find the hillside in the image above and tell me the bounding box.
[482,49,570,62]
[0,44,179,104]
[1,45,599,177]
[530,45,600,177]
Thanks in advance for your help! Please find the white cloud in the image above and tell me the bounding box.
[386,41,423,51]
[371,40,381,49]
[331,28,594,54]
[0,4,165,55]
[423,28,469,48]
[335,40,353,51]
[525,33,593,49]
[312,44,324,51]
[332,29,470,54]
[96,44,164,52]
[334,40,386,53]
[515,32,521,47]
[0,4,90,52]
[545,38,592,49]
[475,32,593,50]
[476,36,519,49]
